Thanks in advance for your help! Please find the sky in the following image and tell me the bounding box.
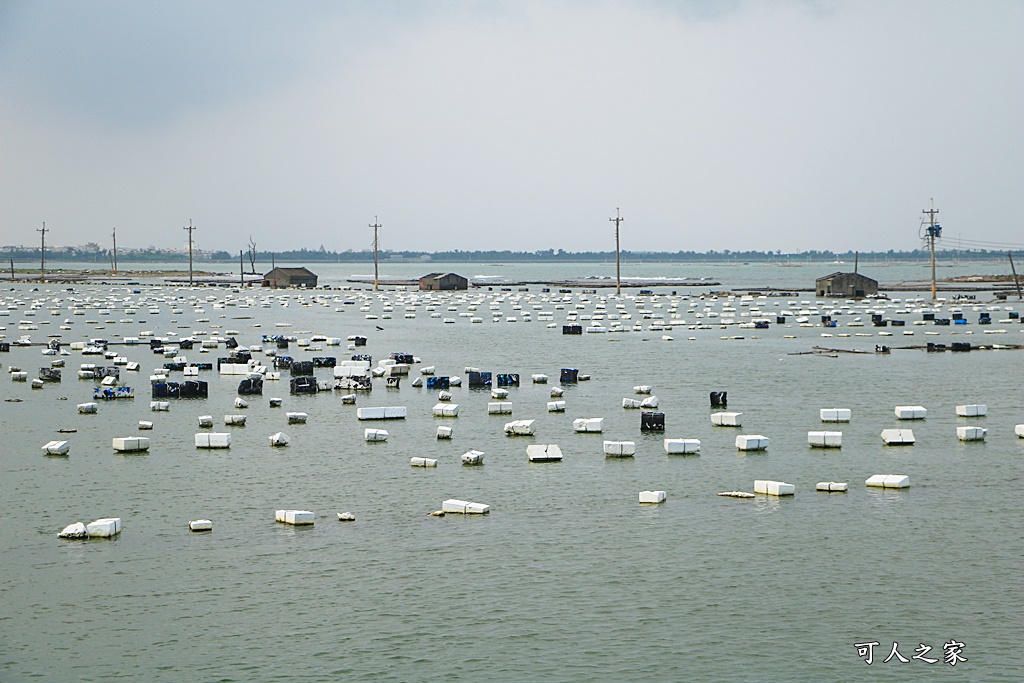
[1,0,1022,255]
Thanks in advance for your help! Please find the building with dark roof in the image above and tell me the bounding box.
[419,272,469,291]
[263,267,318,288]
[815,272,878,298]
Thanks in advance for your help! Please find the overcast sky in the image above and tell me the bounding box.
[1,0,1021,254]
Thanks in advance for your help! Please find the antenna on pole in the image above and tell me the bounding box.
[183,219,195,286]
[610,208,623,296]
[111,227,118,275]
[922,199,941,300]
[37,221,48,282]
[370,216,382,291]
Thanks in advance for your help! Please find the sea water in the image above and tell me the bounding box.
[0,269,1021,681]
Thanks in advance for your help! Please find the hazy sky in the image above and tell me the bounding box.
[1,0,1021,254]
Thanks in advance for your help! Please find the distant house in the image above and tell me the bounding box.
[815,272,878,298]
[263,267,318,289]
[419,272,469,291]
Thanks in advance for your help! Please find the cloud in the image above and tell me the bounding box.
[1,0,1021,253]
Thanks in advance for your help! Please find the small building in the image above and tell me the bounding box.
[263,267,318,289]
[815,272,878,298]
[419,272,469,291]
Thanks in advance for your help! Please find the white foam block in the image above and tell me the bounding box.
[1016,424,1024,438]
[269,432,290,446]
[86,517,122,537]
[488,402,513,414]
[956,404,987,417]
[189,519,213,531]
[195,432,231,448]
[622,398,642,409]
[364,428,389,442]
[112,437,150,452]
[411,457,438,467]
[138,421,153,430]
[866,474,910,488]
[436,425,453,439]
[77,402,98,414]
[198,415,214,427]
[282,510,315,525]
[547,401,566,412]
[815,482,848,492]
[881,428,915,445]
[441,499,490,514]
[42,440,70,455]
[224,414,247,426]
[956,426,986,441]
[603,440,636,456]
[461,450,485,465]
[894,405,927,420]
[433,403,460,417]
[664,438,700,454]
[735,434,769,451]
[819,408,852,422]
[286,412,308,424]
[711,412,743,426]
[754,480,794,496]
[572,417,603,433]
[639,490,667,504]
[527,444,562,462]
[58,522,89,538]
[504,419,535,435]
[807,431,842,448]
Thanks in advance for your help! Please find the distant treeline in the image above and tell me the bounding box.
[2,246,1019,264]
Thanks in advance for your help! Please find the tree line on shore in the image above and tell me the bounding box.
[0,246,1017,264]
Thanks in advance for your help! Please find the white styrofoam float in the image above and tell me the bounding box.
[112,437,149,452]
[711,412,743,427]
[894,405,927,420]
[865,474,910,488]
[138,421,153,430]
[195,432,231,449]
[736,435,769,451]
[664,438,700,454]
[526,444,562,462]
[58,522,89,539]
[189,519,213,532]
[753,480,794,496]
[198,415,214,428]
[42,440,70,455]
[956,404,987,417]
[603,440,635,457]
[224,414,247,426]
[547,400,566,412]
[816,482,848,492]
[411,457,438,467]
[77,402,98,414]
[572,417,603,433]
[819,408,852,422]
[275,510,314,525]
[269,432,290,447]
[881,428,915,445]
[86,517,123,537]
[639,490,666,504]
[807,431,842,448]
[1016,424,1024,438]
[357,406,407,420]
[364,428,389,442]
[504,419,535,436]
[286,412,308,424]
[436,425,453,439]
[461,450,485,465]
[441,499,490,514]
[956,426,986,441]
[433,403,460,417]
[487,402,512,415]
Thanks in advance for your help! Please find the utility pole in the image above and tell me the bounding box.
[38,221,47,282]
[111,227,118,274]
[922,200,941,300]
[183,219,195,285]
[1007,252,1024,301]
[370,216,381,291]
[240,250,244,288]
[609,208,623,296]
